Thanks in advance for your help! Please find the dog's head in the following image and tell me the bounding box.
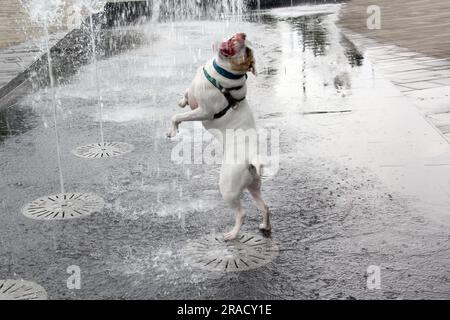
[217,33,256,75]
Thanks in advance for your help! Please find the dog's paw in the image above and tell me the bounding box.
[258,223,271,232]
[166,120,179,138]
[224,229,239,241]
[166,129,178,138]
[258,223,272,238]
[178,98,188,108]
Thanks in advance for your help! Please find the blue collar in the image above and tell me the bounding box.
[213,60,246,80]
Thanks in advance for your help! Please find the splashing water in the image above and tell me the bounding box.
[78,0,107,13]
[75,0,108,144]
[88,12,105,144]
[150,0,246,22]
[151,0,162,23]
[20,0,64,27]
[21,0,66,194]
[222,0,246,18]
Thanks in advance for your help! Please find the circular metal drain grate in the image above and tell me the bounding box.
[22,193,104,220]
[184,233,279,272]
[0,280,47,300]
[72,142,134,159]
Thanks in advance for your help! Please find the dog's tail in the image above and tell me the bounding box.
[249,157,263,177]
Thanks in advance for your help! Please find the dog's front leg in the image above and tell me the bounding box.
[178,90,189,108]
[166,107,213,138]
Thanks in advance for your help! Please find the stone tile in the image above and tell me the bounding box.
[429,65,450,71]
[395,52,422,57]
[405,85,450,100]
[420,60,450,68]
[412,100,450,116]
[380,65,434,73]
[393,73,450,84]
[0,61,22,72]
[376,58,423,67]
[387,69,447,80]
[428,113,450,127]
[395,85,416,93]
[431,78,450,86]
[436,124,450,134]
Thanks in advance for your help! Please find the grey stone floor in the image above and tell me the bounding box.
[1,5,450,299]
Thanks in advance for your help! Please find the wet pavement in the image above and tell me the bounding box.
[338,0,450,143]
[1,4,450,300]
[338,31,450,144]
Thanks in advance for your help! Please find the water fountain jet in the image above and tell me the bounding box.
[20,0,104,221]
[72,0,135,159]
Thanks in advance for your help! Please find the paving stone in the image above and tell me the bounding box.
[394,81,443,90]
[432,78,450,86]
[428,112,450,127]
[420,60,450,68]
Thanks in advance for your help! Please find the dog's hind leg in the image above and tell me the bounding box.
[219,165,251,241]
[248,177,271,231]
[222,192,246,241]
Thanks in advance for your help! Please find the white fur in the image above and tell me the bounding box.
[168,47,271,241]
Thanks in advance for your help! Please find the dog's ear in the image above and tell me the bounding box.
[246,47,257,76]
[212,41,219,54]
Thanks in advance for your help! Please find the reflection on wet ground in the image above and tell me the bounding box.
[0,105,37,142]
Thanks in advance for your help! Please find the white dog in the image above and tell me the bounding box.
[167,33,271,240]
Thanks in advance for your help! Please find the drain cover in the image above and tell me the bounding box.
[184,233,279,272]
[72,142,134,159]
[0,280,47,300]
[22,193,104,220]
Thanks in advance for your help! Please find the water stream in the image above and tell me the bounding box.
[21,0,66,194]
